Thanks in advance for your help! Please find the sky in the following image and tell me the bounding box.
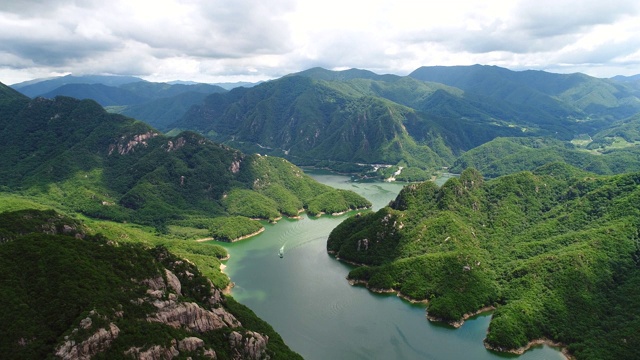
[1,0,639,85]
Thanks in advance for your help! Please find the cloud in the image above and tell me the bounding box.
[1,0,640,84]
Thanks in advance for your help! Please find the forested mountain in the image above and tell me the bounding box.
[410,65,640,122]
[174,75,452,168]
[0,83,370,227]
[328,165,640,359]
[166,66,640,176]
[40,83,148,106]
[111,91,213,130]
[171,74,542,169]
[0,209,302,360]
[11,75,228,130]
[450,136,640,177]
[10,66,640,179]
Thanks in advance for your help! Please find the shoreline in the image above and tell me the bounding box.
[229,227,265,242]
[335,255,571,359]
[196,227,266,243]
[426,306,495,328]
[484,338,573,360]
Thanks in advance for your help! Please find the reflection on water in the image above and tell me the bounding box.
[218,170,565,360]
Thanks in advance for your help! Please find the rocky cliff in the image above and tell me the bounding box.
[0,210,289,360]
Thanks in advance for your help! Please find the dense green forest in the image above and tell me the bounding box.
[11,67,640,181]
[328,165,640,359]
[0,82,371,359]
[0,209,302,359]
[0,87,370,229]
[451,136,640,177]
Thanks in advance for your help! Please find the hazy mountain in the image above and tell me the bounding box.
[328,165,640,359]
[289,67,401,82]
[611,74,640,83]
[11,74,143,97]
[40,83,147,106]
[119,81,226,99]
[210,81,261,90]
[110,91,213,130]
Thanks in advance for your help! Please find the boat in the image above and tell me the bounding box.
[279,245,284,258]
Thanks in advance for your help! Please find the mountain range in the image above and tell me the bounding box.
[8,65,640,178]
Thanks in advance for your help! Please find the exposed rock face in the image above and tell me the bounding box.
[108,131,158,155]
[165,137,187,152]
[125,337,217,360]
[164,269,181,295]
[178,337,204,352]
[142,269,181,295]
[228,331,269,360]
[208,280,224,307]
[125,343,179,360]
[147,300,235,332]
[230,159,241,174]
[55,323,120,360]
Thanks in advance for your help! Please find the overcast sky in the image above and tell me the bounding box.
[1,0,639,84]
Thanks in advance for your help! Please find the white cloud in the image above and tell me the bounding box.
[1,0,639,84]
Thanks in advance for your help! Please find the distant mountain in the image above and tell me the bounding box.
[11,74,143,97]
[110,91,213,130]
[40,83,147,106]
[450,136,640,177]
[210,81,261,90]
[169,67,640,171]
[410,65,640,122]
[587,111,640,149]
[289,67,401,82]
[106,82,227,129]
[119,81,226,99]
[0,83,370,225]
[174,75,452,168]
[611,74,640,83]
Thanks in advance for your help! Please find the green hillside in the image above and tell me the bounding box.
[327,166,640,359]
[0,88,370,228]
[451,136,640,177]
[0,209,302,360]
[176,76,450,169]
[409,65,640,122]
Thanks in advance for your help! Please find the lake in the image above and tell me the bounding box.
[219,170,565,360]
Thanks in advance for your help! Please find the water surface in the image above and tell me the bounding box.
[219,170,564,360]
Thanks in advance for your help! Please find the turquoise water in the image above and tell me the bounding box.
[218,170,565,360]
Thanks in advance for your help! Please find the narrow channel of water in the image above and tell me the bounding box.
[219,170,565,360]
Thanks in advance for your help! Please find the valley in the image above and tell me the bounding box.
[2,64,640,359]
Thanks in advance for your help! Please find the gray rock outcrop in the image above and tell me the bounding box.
[228,331,269,360]
[147,300,235,333]
[55,323,120,360]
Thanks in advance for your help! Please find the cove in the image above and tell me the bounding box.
[219,169,565,360]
